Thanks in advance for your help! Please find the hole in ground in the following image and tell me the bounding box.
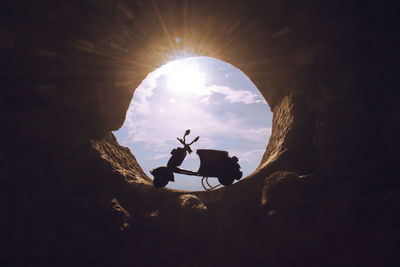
[114,56,272,191]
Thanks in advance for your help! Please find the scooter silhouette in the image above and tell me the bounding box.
[150,130,242,190]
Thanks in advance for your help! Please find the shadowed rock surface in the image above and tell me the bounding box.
[1,0,399,266]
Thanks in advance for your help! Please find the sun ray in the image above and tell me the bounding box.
[213,20,258,57]
[70,42,154,69]
[151,0,174,49]
[28,32,154,69]
[182,0,189,40]
[196,0,227,55]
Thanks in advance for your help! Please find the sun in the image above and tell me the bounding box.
[166,60,207,97]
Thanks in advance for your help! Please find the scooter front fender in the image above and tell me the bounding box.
[151,166,175,182]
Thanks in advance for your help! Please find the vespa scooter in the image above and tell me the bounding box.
[150,130,242,190]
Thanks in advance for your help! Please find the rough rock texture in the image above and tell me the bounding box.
[1,0,400,266]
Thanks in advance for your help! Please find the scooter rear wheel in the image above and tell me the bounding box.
[218,175,234,186]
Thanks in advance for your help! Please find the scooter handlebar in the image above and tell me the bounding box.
[188,136,200,145]
[177,132,200,153]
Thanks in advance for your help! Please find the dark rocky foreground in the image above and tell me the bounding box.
[1,0,399,266]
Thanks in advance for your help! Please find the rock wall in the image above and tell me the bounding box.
[1,0,399,266]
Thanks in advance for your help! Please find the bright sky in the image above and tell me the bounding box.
[113,56,272,191]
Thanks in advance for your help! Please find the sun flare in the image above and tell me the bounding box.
[166,61,207,96]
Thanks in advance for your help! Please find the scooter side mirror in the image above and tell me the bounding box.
[184,129,191,136]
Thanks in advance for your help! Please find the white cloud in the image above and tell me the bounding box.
[237,149,266,164]
[125,97,271,155]
[124,67,270,153]
[131,77,155,115]
[240,127,271,142]
[147,153,170,160]
[206,85,265,104]
[131,62,266,120]
[127,102,221,151]
[131,61,178,115]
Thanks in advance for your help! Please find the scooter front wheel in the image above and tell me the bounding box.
[153,176,169,188]
[151,167,173,188]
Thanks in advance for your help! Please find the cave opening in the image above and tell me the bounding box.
[114,56,273,191]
